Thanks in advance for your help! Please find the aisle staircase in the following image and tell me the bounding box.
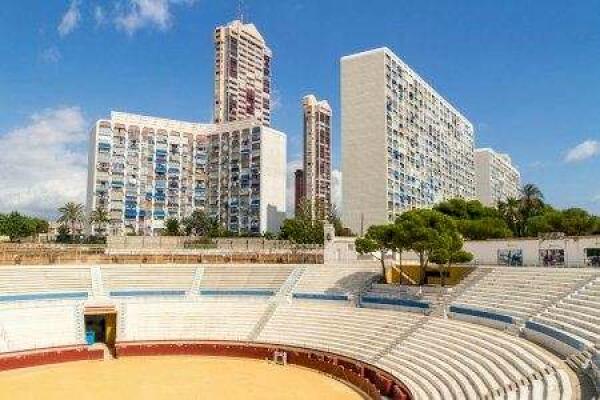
[247,266,306,341]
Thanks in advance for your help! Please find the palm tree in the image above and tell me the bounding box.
[520,183,544,218]
[498,197,523,236]
[57,202,84,237]
[90,206,109,236]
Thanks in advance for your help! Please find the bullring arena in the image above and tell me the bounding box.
[0,261,599,399]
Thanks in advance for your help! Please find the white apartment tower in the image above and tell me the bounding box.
[475,148,521,206]
[86,112,286,236]
[214,20,272,126]
[302,95,332,220]
[341,48,475,234]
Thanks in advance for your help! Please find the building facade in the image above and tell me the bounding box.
[86,112,286,236]
[214,20,272,127]
[205,121,286,234]
[341,48,475,234]
[302,95,332,220]
[475,148,521,206]
[294,169,305,216]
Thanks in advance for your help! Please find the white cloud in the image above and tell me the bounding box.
[528,160,546,169]
[94,5,107,25]
[40,47,62,63]
[564,140,600,163]
[0,107,88,218]
[271,87,282,112]
[58,0,81,37]
[285,159,303,216]
[114,0,196,35]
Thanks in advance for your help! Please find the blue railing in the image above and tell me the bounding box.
[450,305,514,324]
[525,320,587,351]
[199,289,274,296]
[0,291,88,302]
[361,295,430,310]
[110,290,186,297]
[292,292,349,301]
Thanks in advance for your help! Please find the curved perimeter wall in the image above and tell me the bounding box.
[115,341,412,400]
[0,346,104,372]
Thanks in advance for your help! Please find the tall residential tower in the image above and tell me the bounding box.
[302,95,332,220]
[214,20,272,126]
[475,148,521,206]
[341,48,475,234]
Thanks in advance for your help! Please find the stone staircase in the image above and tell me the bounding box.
[443,267,493,304]
[188,266,204,298]
[273,266,306,301]
[368,317,429,363]
[247,266,306,341]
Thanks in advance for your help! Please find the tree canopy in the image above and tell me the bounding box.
[279,200,324,244]
[181,209,221,237]
[356,209,473,285]
[434,199,512,240]
[164,218,182,236]
[355,224,401,277]
[279,199,352,245]
[0,212,48,242]
[435,184,600,239]
[57,202,84,236]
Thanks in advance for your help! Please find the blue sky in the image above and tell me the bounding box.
[0,0,599,217]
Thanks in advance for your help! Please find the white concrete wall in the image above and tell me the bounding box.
[341,49,388,235]
[323,224,358,264]
[260,127,287,233]
[474,150,493,205]
[464,236,600,266]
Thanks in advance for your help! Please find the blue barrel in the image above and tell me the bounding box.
[85,330,96,345]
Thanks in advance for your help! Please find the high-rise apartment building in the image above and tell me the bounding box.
[214,20,272,126]
[475,148,521,206]
[206,120,286,234]
[341,48,475,234]
[302,95,332,220]
[86,112,286,236]
[294,169,305,216]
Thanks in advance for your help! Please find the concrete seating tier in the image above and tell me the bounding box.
[376,318,574,400]
[101,265,196,294]
[119,298,270,342]
[367,284,446,303]
[292,265,379,296]
[199,265,295,292]
[530,277,600,353]
[0,266,92,296]
[451,268,597,321]
[257,301,424,362]
[0,301,84,353]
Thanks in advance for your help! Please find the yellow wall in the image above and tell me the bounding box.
[388,264,475,286]
[105,313,117,345]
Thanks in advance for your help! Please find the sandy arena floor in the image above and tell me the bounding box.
[0,356,366,400]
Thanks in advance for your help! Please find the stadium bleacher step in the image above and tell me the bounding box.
[188,266,205,297]
[566,350,593,371]
[274,266,306,299]
[247,302,278,341]
[368,317,429,363]
[91,266,105,297]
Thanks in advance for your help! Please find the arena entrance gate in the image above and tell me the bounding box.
[83,305,117,356]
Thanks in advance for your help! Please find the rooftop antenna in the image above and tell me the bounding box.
[237,0,245,23]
